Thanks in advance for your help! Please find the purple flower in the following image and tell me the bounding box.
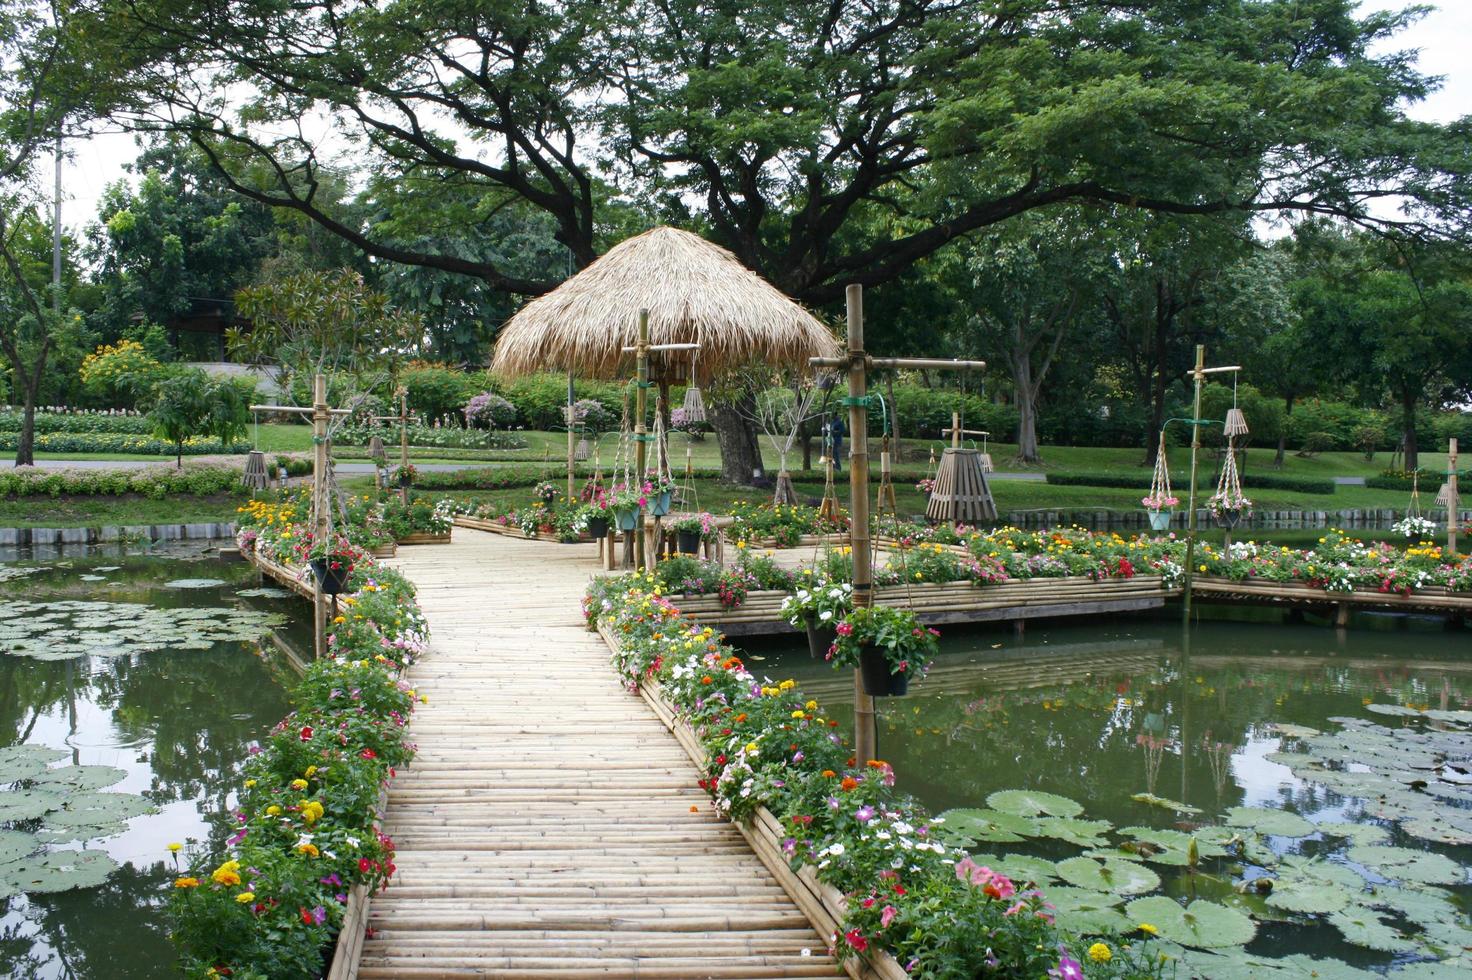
[826,795,841,810]
[782,837,797,857]
[792,750,804,763]
[311,905,327,925]
[855,805,876,823]
[226,829,248,847]
[1052,955,1085,980]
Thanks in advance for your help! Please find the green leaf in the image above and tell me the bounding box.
[984,789,1084,818]
[1223,806,1314,838]
[969,852,1058,885]
[1032,816,1112,847]
[30,765,128,791]
[0,788,65,821]
[1327,906,1420,953]
[1314,822,1390,846]
[934,808,1037,844]
[1124,896,1257,949]
[0,830,40,865]
[0,849,119,893]
[1118,826,1228,866]
[0,744,69,782]
[1130,792,1202,815]
[1056,856,1160,895]
[1346,845,1465,885]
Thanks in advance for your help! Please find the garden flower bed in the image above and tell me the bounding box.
[183,505,430,978]
[583,575,1164,979]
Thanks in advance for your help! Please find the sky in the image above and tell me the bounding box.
[53,1,1472,240]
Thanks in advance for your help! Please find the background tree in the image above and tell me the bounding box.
[145,368,249,465]
[105,0,1472,305]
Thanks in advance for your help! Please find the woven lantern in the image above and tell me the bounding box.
[367,434,386,462]
[925,449,997,524]
[241,450,269,490]
[1436,482,1453,506]
[1223,408,1249,437]
[680,383,707,423]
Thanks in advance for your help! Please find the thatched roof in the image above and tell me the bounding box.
[491,226,838,382]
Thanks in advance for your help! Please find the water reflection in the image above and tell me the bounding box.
[0,554,293,979]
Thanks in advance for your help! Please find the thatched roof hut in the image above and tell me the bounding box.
[491,226,837,383]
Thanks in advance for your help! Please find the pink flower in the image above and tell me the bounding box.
[1003,900,1027,917]
[836,622,854,637]
[1053,955,1084,980]
[855,805,875,823]
[880,904,898,928]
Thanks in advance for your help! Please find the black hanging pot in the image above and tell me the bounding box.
[677,529,702,554]
[859,645,909,697]
[308,557,352,596]
[804,614,837,661]
[396,474,412,488]
[1215,508,1242,529]
[587,516,610,539]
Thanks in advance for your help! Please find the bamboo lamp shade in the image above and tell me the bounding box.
[1223,408,1249,437]
[367,435,386,462]
[241,450,269,490]
[680,384,707,423]
[1437,482,1454,506]
[925,448,998,525]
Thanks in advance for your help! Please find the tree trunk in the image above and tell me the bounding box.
[176,443,184,469]
[14,392,36,467]
[1402,391,1419,472]
[1012,351,1041,464]
[712,395,763,484]
[1274,394,1294,469]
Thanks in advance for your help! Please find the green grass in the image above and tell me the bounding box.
[0,493,249,528]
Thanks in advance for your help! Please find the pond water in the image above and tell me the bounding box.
[0,548,298,979]
[745,611,1472,976]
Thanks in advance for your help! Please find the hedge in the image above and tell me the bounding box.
[0,431,251,456]
[1365,470,1472,492]
[0,410,152,435]
[0,465,247,498]
[335,423,526,451]
[1045,471,1336,495]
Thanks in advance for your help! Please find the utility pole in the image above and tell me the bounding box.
[810,285,984,765]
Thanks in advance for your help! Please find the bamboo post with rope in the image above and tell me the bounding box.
[368,387,417,503]
[1450,439,1459,556]
[810,285,985,766]
[1179,346,1241,624]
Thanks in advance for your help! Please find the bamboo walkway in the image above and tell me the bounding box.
[357,529,837,979]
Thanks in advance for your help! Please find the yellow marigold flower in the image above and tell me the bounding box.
[300,800,325,823]
[297,843,320,858]
[174,876,200,888]
[779,679,796,691]
[791,710,806,719]
[305,766,318,777]
[243,779,256,788]
[167,842,182,853]
[290,778,309,791]
[235,891,255,903]
[744,742,760,754]
[1138,923,1159,936]
[1088,943,1111,963]
[805,700,818,710]
[211,861,241,887]
[266,805,282,816]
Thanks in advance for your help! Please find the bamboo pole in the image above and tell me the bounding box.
[1182,345,1205,625]
[398,387,410,505]
[844,285,877,766]
[635,311,650,570]
[312,372,329,660]
[1450,438,1459,556]
[567,372,577,502]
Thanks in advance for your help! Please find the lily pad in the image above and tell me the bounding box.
[1327,905,1420,953]
[236,587,291,599]
[984,789,1084,818]
[1223,805,1315,838]
[1265,878,1353,914]
[0,830,39,865]
[969,852,1058,885]
[1346,845,1464,885]
[0,849,118,893]
[1033,816,1111,848]
[162,578,226,589]
[1118,826,1228,866]
[1046,887,1130,936]
[1124,896,1257,949]
[1269,723,1321,738]
[1056,856,1160,895]
[30,765,128,792]
[1130,792,1202,815]
[0,744,69,782]
[1315,822,1390,846]
[0,787,65,821]
[44,791,155,826]
[934,808,1037,844]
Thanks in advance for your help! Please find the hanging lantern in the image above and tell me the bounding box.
[241,450,269,490]
[368,435,386,462]
[1223,408,1249,437]
[925,448,997,525]
[680,384,706,424]
[1436,482,1454,506]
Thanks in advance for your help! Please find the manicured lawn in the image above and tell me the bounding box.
[0,493,249,528]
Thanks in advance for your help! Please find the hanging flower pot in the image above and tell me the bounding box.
[803,613,838,661]
[1215,507,1242,529]
[615,507,640,531]
[650,489,673,517]
[586,515,611,539]
[308,556,352,596]
[858,646,909,697]
[1148,511,1173,531]
[676,529,702,554]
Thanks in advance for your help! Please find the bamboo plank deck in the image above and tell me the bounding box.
[355,529,837,979]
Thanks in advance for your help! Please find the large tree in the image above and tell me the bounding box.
[103,0,1471,307]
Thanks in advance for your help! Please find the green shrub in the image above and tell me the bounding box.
[0,431,250,455]
[0,464,244,498]
[1283,400,1389,452]
[882,384,1018,441]
[0,410,152,434]
[1366,469,1472,492]
[497,373,627,430]
[399,364,480,423]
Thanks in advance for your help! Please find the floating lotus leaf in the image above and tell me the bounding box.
[1269,723,1321,738]
[1315,822,1390,846]
[0,849,118,893]
[934,808,1037,844]
[1179,950,1377,980]
[1417,917,1472,954]
[1130,792,1201,815]
[1327,906,1420,953]
[78,574,107,582]
[0,787,65,821]
[1123,896,1257,949]
[969,852,1057,885]
[0,830,39,865]
[30,765,128,791]
[0,598,279,661]
[1346,845,1464,885]
[1401,814,1472,847]
[237,587,292,599]
[1265,879,1353,914]
[984,789,1084,818]
[1032,816,1111,847]
[1056,856,1160,895]
[1117,827,1228,866]
[44,790,155,826]
[1264,751,1322,769]
[1366,885,1461,929]
[1045,887,1129,935]
[0,744,69,782]
[1392,962,1472,979]
[1223,806,1314,838]
[1366,704,1422,718]
[34,822,128,844]
[1423,709,1472,725]
[163,578,227,589]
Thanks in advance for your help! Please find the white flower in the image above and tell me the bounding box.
[818,610,833,621]
[345,836,360,849]
[800,949,811,958]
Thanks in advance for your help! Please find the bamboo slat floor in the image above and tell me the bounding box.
[357,529,837,979]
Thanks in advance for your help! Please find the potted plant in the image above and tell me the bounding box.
[579,502,611,540]
[781,577,854,660]
[306,536,356,595]
[828,605,939,696]
[1391,514,1438,540]
[1206,488,1251,529]
[608,482,646,530]
[670,512,716,554]
[533,480,559,505]
[648,477,676,517]
[393,462,417,488]
[1141,494,1178,531]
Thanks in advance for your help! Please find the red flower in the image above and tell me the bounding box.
[299,726,314,741]
[360,748,377,759]
[844,929,869,952]
[300,907,313,925]
[359,858,373,873]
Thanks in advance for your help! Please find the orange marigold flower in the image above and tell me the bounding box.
[821,770,837,779]
[700,676,714,685]
[840,777,860,792]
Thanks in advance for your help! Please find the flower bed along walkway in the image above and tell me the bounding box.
[355,528,839,979]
